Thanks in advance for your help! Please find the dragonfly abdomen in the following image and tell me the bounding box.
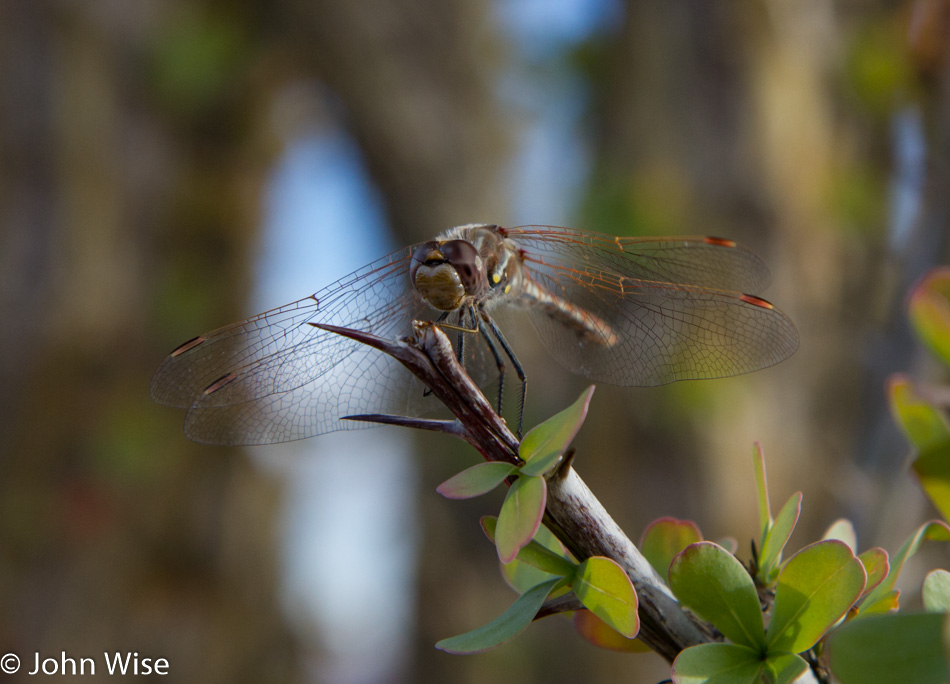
[518,277,619,347]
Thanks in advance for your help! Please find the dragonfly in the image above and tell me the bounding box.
[151,224,799,445]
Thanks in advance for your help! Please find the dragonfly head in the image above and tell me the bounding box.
[411,239,487,311]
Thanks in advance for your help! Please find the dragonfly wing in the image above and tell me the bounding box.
[519,281,798,386]
[505,227,773,293]
[504,229,798,386]
[150,246,439,444]
[182,338,432,444]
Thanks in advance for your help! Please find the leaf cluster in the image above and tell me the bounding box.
[353,267,950,682]
[435,388,641,654]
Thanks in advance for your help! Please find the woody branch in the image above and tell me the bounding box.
[317,321,717,662]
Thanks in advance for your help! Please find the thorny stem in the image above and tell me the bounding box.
[319,321,717,662]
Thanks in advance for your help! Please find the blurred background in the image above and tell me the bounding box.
[2,1,949,682]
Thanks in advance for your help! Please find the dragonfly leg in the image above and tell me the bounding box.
[456,307,469,364]
[479,309,526,439]
[474,308,506,417]
[429,310,480,399]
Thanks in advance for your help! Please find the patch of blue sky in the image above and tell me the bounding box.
[494,0,619,225]
[253,5,624,678]
[495,0,622,61]
[253,125,416,684]
[255,132,394,307]
[499,70,592,226]
[889,106,925,251]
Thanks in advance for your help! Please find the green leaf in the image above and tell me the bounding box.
[887,375,950,520]
[572,610,650,653]
[518,386,594,474]
[669,542,766,650]
[484,517,547,592]
[766,540,866,654]
[753,442,772,545]
[671,643,808,684]
[508,541,576,580]
[859,589,900,616]
[829,612,950,684]
[923,569,950,612]
[437,462,516,499]
[757,492,802,585]
[572,556,639,638]
[519,445,566,478]
[496,475,546,564]
[887,374,950,451]
[861,520,950,615]
[913,443,950,524]
[640,517,703,577]
[823,518,857,550]
[435,577,564,654]
[908,267,950,367]
[762,652,811,684]
[481,518,577,591]
[857,547,889,596]
[672,643,762,683]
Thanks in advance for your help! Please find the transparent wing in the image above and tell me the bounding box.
[501,227,798,385]
[504,226,772,293]
[150,246,439,445]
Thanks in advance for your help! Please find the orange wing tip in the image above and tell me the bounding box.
[704,236,737,248]
[740,294,774,310]
[171,336,205,357]
[203,372,237,395]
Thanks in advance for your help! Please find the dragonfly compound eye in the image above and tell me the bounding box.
[439,239,487,295]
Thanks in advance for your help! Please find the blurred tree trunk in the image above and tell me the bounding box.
[275,2,517,681]
[582,0,949,564]
[0,1,516,681]
[739,1,950,548]
[854,0,950,544]
[0,3,297,682]
[5,1,940,683]
[582,1,785,536]
[283,0,510,242]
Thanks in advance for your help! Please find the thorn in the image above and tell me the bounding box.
[343,414,466,436]
[309,323,394,352]
[550,447,576,482]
